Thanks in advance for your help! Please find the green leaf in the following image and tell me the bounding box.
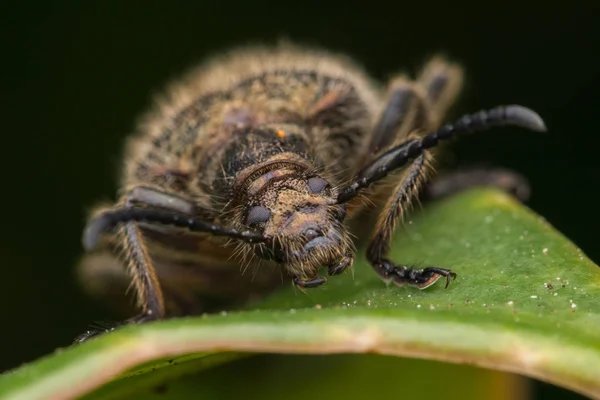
[1,189,599,399]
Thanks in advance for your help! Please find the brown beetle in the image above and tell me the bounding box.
[76,42,545,342]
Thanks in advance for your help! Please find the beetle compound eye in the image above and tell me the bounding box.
[307,177,330,193]
[246,205,271,227]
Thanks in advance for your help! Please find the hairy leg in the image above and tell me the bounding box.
[363,57,465,288]
[416,56,464,127]
[76,186,198,342]
[75,248,206,344]
[338,105,545,288]
[347,76,435,219]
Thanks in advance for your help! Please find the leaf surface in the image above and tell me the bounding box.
[1,189,598,399]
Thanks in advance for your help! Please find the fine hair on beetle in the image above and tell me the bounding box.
[75,41,546,343]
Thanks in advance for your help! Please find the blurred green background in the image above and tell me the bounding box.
[2,1,598,399]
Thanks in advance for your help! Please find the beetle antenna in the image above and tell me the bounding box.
[83,208,266,251]
[337,105,546,203]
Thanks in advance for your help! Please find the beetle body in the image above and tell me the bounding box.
[77,42,545,341]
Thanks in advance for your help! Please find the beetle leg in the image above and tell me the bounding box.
[422,167,531,202]
[293,276,327,289]
[76,186,261,343]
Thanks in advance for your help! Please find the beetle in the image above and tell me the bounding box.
[75,42,545,342]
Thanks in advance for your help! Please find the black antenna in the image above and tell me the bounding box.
[83,208,266,251]
[337,105,546,203]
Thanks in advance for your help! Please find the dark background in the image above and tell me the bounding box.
[2,1,598,399]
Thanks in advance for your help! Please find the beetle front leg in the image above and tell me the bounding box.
[370,260,456,289]
[364,152,457,290]
[293,276,327,289]
[75,185,265,344]
[75,186,193,343]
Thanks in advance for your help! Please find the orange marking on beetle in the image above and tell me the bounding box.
[277,129,286,138]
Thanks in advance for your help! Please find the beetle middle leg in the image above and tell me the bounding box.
[415,58,532,203]
[422,167,531,202]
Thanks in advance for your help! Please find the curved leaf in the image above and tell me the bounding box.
[1,189,599,399]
